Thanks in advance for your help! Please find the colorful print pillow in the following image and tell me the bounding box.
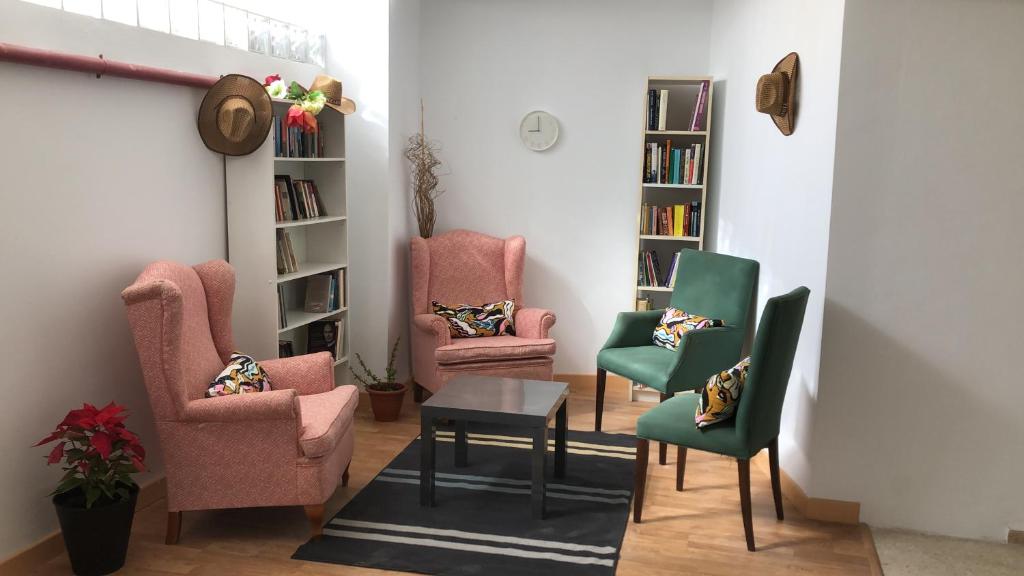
[652,308,725,351]
[432,299,516,338]
[206,353,273,397]
[695,357,750,428]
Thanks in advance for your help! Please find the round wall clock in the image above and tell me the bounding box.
[519,110,559,151]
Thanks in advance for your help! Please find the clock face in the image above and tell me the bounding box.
[519,110,559,151]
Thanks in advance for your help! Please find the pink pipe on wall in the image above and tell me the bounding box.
[0,41,219,89]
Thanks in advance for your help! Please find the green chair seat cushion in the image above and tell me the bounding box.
[636,393,752,458]
[597,345,676,393]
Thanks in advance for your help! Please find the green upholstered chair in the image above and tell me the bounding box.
[596,249,759,460]
[631,286,810,552]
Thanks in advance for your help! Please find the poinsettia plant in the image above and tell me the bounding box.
[35,402,145,508]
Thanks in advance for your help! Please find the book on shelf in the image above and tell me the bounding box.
[643,142,703,185]
[640,201,702,237]
[278,340,294,358]
[637,250,682,288]
[636,297,652,311]
[689,80,710,131]
[273,114,325,158]
[275,175,326,222]
[278,285,288,328]
[276,229,299,274]
[647,82,709,132]
[303,270,344,313]
[308,319,344,360]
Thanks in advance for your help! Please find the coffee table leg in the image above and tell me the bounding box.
[555,400,567,478]
[420,414,435,507]
[532,426,548,519]
[455,419,468,468]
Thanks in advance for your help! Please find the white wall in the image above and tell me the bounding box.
[815,0,1024,541]
[0,0,322,560]
[706,0,846,490]
[418,0,713,374]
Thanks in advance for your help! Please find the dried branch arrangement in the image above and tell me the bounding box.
[404,100,444,238]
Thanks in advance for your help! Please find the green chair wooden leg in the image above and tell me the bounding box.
[633,438,650,523]
[595,368,607,432]
[769,437,784,520]
[738,459,755,551]
[676,446,687,491]
[658,393,670,464]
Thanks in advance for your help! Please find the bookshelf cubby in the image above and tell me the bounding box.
[631,76,714,402]
[227,99,350,382]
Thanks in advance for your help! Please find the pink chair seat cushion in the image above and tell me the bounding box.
[435,335,556,365]
[298,385,359,458]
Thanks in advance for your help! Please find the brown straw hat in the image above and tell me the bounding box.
[308,74,356,115]
[197,74,273,156]
[756,52,800,136]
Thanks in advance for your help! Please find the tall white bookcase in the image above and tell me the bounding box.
[226,99,349,384]
[631,76,714,402]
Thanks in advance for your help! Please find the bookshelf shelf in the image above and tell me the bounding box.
[275,215,347,229]
[632,75,714,403]
[278,307,348,334]
[227,98,350,384]
[640,235,701,242]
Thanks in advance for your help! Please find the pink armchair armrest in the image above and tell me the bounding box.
[515,307,556,339]
[413,314,452,347]
[260,352,335,396]
[182,389,299,422]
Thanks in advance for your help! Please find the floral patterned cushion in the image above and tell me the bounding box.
[652,307,724,351]
[432,300,516,338]
[206,353,273,397]
[695,357,750,428]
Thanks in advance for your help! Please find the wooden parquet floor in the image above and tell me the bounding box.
[33,390,878,575]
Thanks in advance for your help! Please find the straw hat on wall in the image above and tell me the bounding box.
[755,52,800,136]
[197,74,273,156]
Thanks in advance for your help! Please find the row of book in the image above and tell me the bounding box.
[638,250,681,289]
[278,318,345,360]
[275,175,327,222]
[277,271,345,329]
[640,202,702,238]
[646,81,710,132]
[644,141,703,185]
[276,230,300,274]
[273,114,327,158]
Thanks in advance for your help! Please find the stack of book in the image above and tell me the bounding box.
[640,202,703,237]
[275,175,327,221]
[643,141,703,185]
[638,250,681,288]
[277,286,289,329]
[273,114,325,158]
[276,230,299,274]
[308,319,345,360]
[303,271,344,313]
[646,80,710,132]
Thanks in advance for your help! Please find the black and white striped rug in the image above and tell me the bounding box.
[293,424,636,575]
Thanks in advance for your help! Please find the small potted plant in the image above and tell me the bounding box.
[35,402,145,576]
[351,337,407,421]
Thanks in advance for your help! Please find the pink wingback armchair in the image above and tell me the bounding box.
[410,230,557,399]
[121,260,358,543]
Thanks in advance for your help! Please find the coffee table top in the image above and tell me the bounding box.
[421,375,569,424]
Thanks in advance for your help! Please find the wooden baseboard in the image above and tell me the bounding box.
[752,452,860,524]
[0,477,167,575]
[1009,529,1024,545]
[555,372,632,400]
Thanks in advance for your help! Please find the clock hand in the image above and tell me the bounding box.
[527,114,541,132]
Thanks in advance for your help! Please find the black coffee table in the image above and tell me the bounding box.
[419,375,569,519]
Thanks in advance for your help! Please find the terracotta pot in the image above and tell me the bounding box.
[53,484,139,576]
[367,382,407,422]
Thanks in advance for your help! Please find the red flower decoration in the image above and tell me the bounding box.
[285,104,318,134]
[264,74,282,86]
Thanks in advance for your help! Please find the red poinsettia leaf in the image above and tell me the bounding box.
[131,456,145,472]
[47,443,65,464]
[95,402,126,427]
[34,429,65,447]
[132,443,146,459]
[90,432,113,460]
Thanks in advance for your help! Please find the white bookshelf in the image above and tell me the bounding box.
[226,100,350,384]
[631,75,714,402]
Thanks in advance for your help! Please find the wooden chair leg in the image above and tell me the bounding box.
[595,368,607,432]
[342,463,351,487]
[304,504,325,539]
[769,437,783,520]
[633,438,650,523]
[658,393,670,464]
[165,511,182,545]
[676,446,687,491]
[737,459,755,551]
[413,382,424,403]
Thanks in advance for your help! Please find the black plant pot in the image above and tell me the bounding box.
[53,484,138,576]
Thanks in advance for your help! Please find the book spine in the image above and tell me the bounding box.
[658,89,669,131]
[647,89,656,131]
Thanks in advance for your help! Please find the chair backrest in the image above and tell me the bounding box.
[121,260,235,421]
[670,249,759,329]
[410,229,525,315]
[734,286,810,451]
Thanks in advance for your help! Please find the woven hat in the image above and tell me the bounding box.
[308,74,356,115]
[197,74,273,156]
[756,52,800,136]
